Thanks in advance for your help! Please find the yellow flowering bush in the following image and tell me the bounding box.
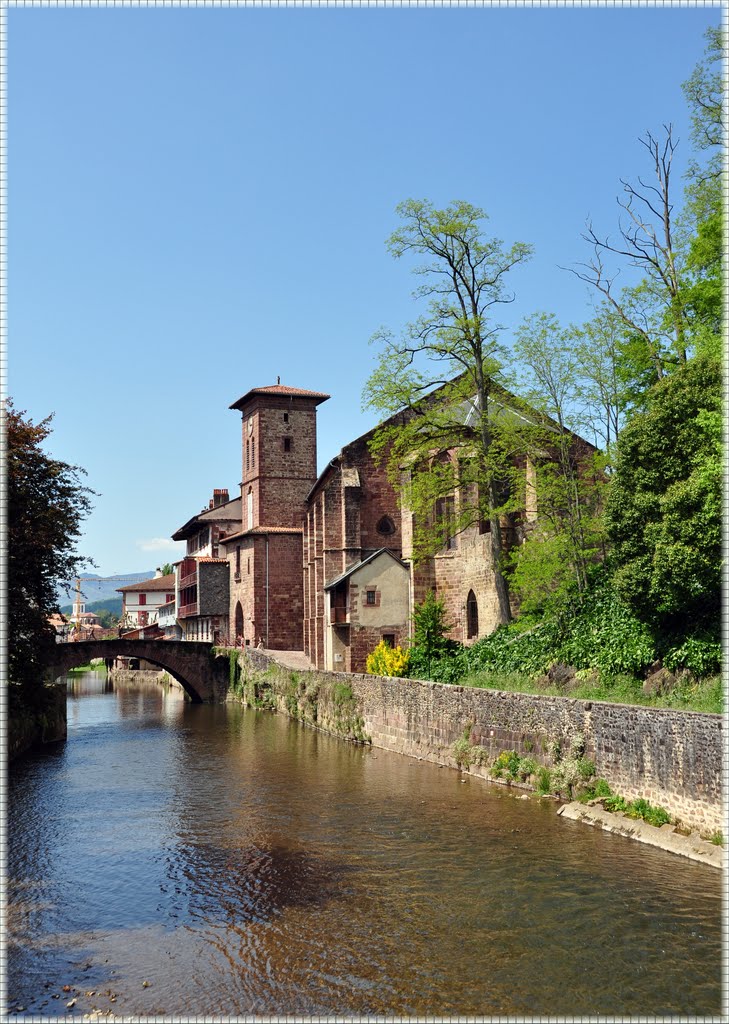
[366,640,411,677]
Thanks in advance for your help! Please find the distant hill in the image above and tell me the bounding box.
[59,596,123,618]
[56,571,157,607]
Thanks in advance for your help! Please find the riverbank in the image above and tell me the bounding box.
[234,649,723,836]
[558,800,724,869]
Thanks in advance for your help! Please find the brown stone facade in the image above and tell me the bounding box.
[303,428,405,671]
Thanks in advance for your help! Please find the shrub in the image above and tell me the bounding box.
[662,634,721,676]
[366,641,411,677]
[517,756,538,780]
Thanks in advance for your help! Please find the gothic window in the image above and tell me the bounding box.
[435,495,457,549]
[466,591,479,639]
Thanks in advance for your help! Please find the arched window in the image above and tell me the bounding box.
[466,590,479,639]
[234,602,244,640]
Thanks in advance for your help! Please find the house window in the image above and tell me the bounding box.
[283,437,291,452]
[166,594,174,603]
[283,412,289,423]
[247,487,253,530]
[366,590,377,606]
[467,591,479,639]
[139,611,148,626]
[139,594,147,606]
[235,546,241,577]
[382,633,395,647]
[247,557,250,574]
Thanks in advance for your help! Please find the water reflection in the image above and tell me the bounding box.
[7,674,723,1018]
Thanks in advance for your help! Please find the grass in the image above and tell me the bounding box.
[456,669,722,714]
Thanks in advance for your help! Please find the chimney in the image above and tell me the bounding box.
[213,488,229,508]
[155,567,163,578]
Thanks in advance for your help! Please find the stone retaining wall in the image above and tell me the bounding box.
[108,668,184,692]
[241,651,724,833]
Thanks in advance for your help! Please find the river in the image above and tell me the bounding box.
[7,670,723,1018]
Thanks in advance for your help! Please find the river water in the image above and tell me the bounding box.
[7,671,724,1018]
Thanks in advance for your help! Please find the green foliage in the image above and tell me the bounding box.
[662,634,721,676]
[466,618,564,677]
[626,798,671,828]
[408,591,456,675]
[364,199,533,625]
[228,651,242,694]
[8,402,94,703]
[559,579,655,676]
[536,767,552,795]
[605,354,722,634]
[490,749,522,780]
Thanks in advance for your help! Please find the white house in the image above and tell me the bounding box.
[117,570,176,630]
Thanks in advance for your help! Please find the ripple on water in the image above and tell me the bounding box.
[7,683,723,1018]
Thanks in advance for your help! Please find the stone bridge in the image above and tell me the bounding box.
[47,640,232,703]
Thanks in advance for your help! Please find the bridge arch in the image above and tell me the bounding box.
[46,640,231,704]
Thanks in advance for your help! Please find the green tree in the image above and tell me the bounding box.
[8,402,94,703]
[363,199,533,625]
[507,312,606,614]
[159,562,174,576]
[413,589,452,667]
[604,354,721,635]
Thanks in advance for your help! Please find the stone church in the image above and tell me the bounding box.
[213,379,590,674]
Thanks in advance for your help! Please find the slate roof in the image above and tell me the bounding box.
[324,548,407,590]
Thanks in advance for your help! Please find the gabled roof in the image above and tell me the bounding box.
[230,384,330,412]
[324,548,407,590]
[116,574,176,593]
[172,496,242,541]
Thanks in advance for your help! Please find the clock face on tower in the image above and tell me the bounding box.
[247,418,253,436]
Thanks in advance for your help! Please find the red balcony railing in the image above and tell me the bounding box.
[331,607,349,624]
[180,570,198,590]
[177,602,199,618]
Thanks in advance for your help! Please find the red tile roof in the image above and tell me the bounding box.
[116,574,176,593]
[230,384,330,411]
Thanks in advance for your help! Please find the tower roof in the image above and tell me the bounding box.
[229,384,330,412]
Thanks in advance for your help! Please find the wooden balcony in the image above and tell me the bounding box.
[178,601,199,618]
[180,570,198,590]
[331,607,349,625]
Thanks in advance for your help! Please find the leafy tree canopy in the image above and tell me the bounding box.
[8,402,94,701]
[364,199,533,624]
[604,353,722,632]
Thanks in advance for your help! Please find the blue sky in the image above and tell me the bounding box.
[8,3,723,580]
